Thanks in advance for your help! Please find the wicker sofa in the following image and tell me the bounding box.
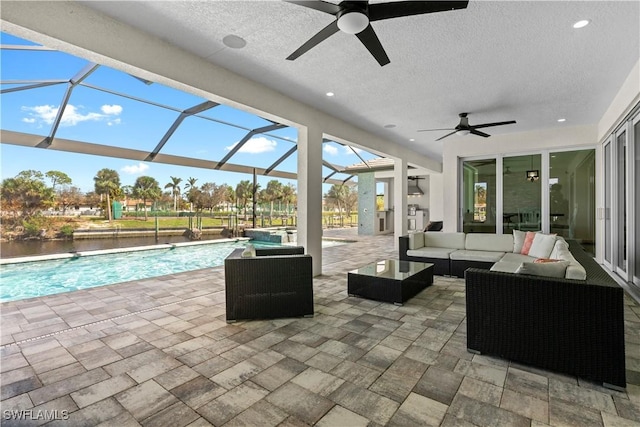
[399,232,626,389]
[224,246,313,322]
[399,231,587,279]
[466,241,626,390]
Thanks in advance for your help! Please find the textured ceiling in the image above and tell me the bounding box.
[80,1,639,162]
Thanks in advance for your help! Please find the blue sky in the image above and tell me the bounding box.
[1,32,378,194]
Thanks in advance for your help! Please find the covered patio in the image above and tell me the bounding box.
[1,230,639,426]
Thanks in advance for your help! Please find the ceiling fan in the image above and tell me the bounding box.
[285,1,469,66]
[418,113,517,141]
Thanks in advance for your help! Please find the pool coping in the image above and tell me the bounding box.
[0,237,251,265]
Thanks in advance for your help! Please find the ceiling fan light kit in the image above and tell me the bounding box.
[337,10,369,34]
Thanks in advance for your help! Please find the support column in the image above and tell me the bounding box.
[357,171,376,236]
[297,124,323,276]
[393,158,408,250]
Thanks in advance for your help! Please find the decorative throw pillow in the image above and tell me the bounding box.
[513,230,526,253]
[520,231,537,255]
[534,258,562,263]
[528,233,557,259]
[515,261,570,278]
[241,243,256,258]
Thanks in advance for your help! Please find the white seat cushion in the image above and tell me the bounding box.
[450,250,505,262]
[465,233,513,253]
[490,261,522,273]
[500,253,537,264]
[407,247,456,259]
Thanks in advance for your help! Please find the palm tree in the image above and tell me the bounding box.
[236,180,260,220]
[325,184,349,217]
[93,168,121,222]
[223,184,235,213]
[344,185,358,225]
[185,177,198,211]
[164,176,182,212]
[132,176,161,220]
[281,183,296,215]
[264,180,283,219]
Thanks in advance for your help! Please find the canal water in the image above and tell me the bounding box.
[0,235,226,259]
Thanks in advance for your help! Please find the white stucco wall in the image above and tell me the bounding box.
[598,59,640,142]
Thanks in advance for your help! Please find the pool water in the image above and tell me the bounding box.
[1,240,344,302]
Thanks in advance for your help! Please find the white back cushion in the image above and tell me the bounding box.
[465,233,513,252]
[528,233,557,259]
[513,230,526,253]
[408,232,425,250]
[515,261,570,278]
[424,232,466,249]
[549,239,569,259]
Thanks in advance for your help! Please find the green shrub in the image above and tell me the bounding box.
[22,220,42,237]
[59,224,75,237]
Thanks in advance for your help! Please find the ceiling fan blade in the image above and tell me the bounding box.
[436,130,458,141]
[472,120,517,129]
[355,24,390,66]
[369,1,469,21]
[285,0,340,15]
[287,20,340,61]
[470,129,491,138]
[417,128,455,132]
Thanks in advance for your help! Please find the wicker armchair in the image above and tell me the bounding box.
[224,246,313,322]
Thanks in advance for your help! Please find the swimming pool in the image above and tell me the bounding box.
[0,239,345,302]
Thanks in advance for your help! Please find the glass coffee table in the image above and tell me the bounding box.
[347,259,434,305]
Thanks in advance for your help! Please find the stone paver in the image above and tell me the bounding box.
[1,230,639,426]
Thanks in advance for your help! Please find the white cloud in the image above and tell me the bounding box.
[323,145,338,156]
[343,146,364,155]
[101,104,123,115]
[226,136,277,154]
[121,162,149,174]
[21,103,123,127]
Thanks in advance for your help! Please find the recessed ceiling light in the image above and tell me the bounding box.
[557,118,566,122]
[222,35,247,49]
[326,92,334,97]
[409,138,415,142]
[384,124,396,128]
[573,19,590,29]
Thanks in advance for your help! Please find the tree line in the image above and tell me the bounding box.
[1,168,357,223]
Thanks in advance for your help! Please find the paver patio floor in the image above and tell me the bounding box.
[1,230,639,426]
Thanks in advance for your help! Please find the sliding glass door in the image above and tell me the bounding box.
[634,114,640,286]
[601,104,639,289]
[503,154,541,234]
[462,159,496,233]
[616,128,628,277]
[549,150,595,254]
[460,151,595,255]
[604,140,613,268]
